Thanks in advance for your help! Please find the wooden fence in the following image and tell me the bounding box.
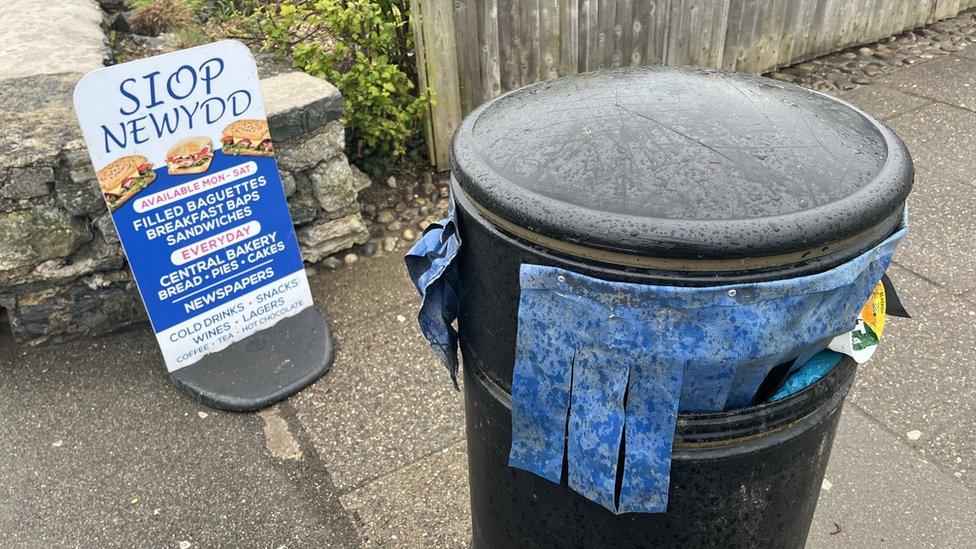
[411,0,976,169]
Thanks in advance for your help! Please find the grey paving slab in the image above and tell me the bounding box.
[0,0,105,81]
[341,441,470,548]
[293,299,464,493]
[883,103,976,294]
[951,48,976,62]
[849,263,976,446]
[836,84,933,120]
[808,407,976,548]
[0,329,359,549]
[920,414,976,492]
[309,250,417,330]
[875,54,976,110]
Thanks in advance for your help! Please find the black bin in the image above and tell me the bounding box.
[449,67,912,547]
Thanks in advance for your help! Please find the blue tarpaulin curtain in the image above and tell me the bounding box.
[407,208,906,514]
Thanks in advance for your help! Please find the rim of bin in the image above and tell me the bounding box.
[451,67,913,269]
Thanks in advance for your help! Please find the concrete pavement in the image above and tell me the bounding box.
[4,30,976,549]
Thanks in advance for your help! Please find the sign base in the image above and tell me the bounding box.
[169,307,333,411]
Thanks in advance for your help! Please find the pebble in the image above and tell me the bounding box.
[907,429,923,441]
[386,176,397,189]
[305,266,318,278]
[852,75,872,85]
[942,44,964,51]
[361,242,377,258]
[863,66,882,77]
[387,220,402,232]
[857,47,874,56]
[402,228,417,241]
[376,209,395,224]
[418,218,433,231]
[382,236,398,252]
[343,253,359,265]
[197,411,208,419]
[322,257,342,270]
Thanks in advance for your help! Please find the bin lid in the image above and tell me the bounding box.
[451,66,912,266]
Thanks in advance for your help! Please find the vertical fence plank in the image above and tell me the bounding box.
[705,0,731,67]
[631,0,649,65]
[615,0,635,67]
[480,0,503,101]
[558,0,579,75]
[645,0,671,64]
[414,0,463,169]
[496,0,517,89]
[409,0,436,164]
[596,0,616,69]
[665,0,687,65]
[722,0,746,70]
[519,0,541,84]
[578,0,595,71]
[540,0,560,80]
[455,0,483,114]
[736,0,764,73]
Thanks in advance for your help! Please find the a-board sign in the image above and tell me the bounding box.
[73,41,313,372]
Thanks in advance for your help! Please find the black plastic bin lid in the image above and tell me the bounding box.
[451,66,912,271]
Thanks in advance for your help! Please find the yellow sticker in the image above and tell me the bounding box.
[860,281,886,341]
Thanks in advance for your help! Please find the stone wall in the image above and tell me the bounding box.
[0,33,370,345]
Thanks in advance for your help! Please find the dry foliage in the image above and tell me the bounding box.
[131,0,196,37]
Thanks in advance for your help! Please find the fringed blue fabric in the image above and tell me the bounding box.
[509,224,906,514]
[404,201,461,387]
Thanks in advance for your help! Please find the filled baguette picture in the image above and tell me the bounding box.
[221,119,274,157]
[166,136,214,175]
[97,155,156,212]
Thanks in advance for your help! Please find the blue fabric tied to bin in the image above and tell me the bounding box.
[404,201,462,387]
[407,209,906,515]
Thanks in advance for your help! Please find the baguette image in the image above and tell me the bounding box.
[97,155,156,212]
[221,119,274,157]
[166,136,213,175]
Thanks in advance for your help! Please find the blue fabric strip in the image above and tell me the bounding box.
[507,285,577,483]
[509,223,906,513]
[618,353,683,513]
[566,347,630,512]
[404,201,462,387]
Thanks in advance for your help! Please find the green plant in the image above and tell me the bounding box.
[244,0,432,165]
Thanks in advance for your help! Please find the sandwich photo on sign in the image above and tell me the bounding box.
[221,119,275,156]
[166,136,214,175]
[97,155,156,212]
